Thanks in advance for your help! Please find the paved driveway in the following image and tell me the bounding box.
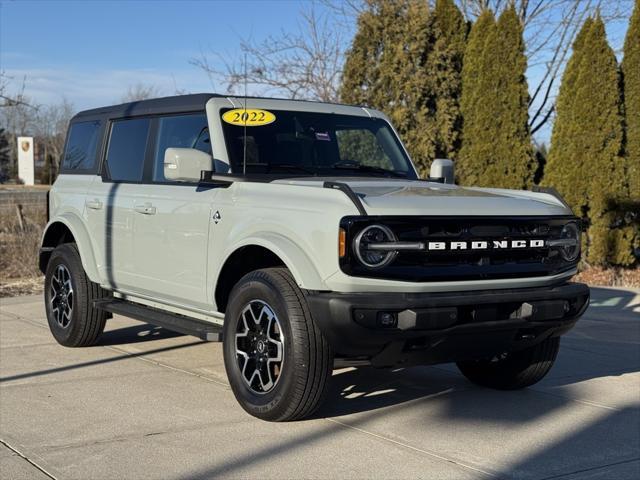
[1,287,638,479]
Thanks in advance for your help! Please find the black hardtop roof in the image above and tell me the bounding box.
[71,93,221,122]
[70,93,363,123]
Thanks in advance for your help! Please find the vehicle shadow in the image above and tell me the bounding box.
[0,340,202,384]
[97,323,184,346]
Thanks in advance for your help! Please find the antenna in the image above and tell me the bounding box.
[242,53,248,176]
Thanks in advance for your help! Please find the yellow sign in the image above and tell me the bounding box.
[222,109,276,127]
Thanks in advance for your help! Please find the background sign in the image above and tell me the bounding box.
[17,136,35,185]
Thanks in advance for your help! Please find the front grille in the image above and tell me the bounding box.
[340,216,577,282]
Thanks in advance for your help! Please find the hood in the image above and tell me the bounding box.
[272,177,572,216]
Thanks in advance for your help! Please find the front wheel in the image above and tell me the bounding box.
[456,336,560,390]
[223,268,333,421]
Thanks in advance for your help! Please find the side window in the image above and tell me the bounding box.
[153,114,210,182]
[104,118,150,182]
[336,129,394,170]
[62,121,101,171]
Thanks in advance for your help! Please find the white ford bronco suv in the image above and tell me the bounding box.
[40,94,589,421]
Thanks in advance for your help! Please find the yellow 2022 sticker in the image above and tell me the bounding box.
[222,109,276,127]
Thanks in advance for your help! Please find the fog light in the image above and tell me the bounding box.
[377,312,397,328]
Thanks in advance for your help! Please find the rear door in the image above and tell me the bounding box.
[129,113,216,309]
[85,117,151,291]
[56,118,104,227]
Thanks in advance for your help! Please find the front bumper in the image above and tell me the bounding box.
[305,282,589,367]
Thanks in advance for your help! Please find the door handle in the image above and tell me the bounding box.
[134,203,157,215]
[85,199,103,210]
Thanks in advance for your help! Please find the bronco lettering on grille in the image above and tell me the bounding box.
[426,239,545,251]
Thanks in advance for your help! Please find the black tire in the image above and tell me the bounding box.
[223,268,333,421]
[456,336,560,390]
[44,243,109,347]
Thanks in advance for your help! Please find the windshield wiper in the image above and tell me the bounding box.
[331,162,406,178]
[268,163,317,175]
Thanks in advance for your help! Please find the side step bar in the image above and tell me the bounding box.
[93,299,223,342]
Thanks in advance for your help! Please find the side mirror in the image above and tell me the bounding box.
[164,148,213,182]
[429,158,455,184]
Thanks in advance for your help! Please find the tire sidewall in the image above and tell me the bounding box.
[457,336,560,389]
[223,274,301,419]
[44,245,87,346]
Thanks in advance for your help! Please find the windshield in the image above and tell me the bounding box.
[220,109,417,179]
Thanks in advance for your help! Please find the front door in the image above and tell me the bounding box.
[129,113,215,309]
[130,184,215,309]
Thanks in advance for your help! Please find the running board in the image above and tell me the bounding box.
[93,299,223,342]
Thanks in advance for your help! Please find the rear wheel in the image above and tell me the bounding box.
[223,268,332,421]
[456,336,560,390]
[44,243,109,347]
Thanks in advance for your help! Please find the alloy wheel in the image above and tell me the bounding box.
[50,264,74,328]
[235,300,284,394]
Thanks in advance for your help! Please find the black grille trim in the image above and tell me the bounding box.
[339,215,579,282]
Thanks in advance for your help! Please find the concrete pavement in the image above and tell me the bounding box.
[1,287,639,479]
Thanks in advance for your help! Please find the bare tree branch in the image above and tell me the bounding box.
[192,7,345,102]
[34,98,75,172]
[0,72,37,109]
[120,83,162,103]
[0,73,78,183]
[530,105,554,135]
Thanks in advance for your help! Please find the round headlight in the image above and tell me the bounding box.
[354,225,398,268]
[559,222,580,261]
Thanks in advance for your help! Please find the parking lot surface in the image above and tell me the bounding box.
[1,286,639,479]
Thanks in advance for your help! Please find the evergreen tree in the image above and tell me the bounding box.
[340,2,384,108]
[458,7,534,189]
[492,6,535,188]
[542,18,593,194]
[429,0,467,160]
[545,17,630,265]
[457,9,495,185]
[341,0,435,176]
[622,0,640,264]
[623,0,639,200]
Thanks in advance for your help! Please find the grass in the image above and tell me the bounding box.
[574,265,640,289]
[0,204,46,297]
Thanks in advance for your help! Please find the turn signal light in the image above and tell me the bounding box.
[339,228,346,258]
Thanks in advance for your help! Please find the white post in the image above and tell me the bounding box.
[17,136,35,185]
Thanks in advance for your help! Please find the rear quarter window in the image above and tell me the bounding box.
[62,121,102,172]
